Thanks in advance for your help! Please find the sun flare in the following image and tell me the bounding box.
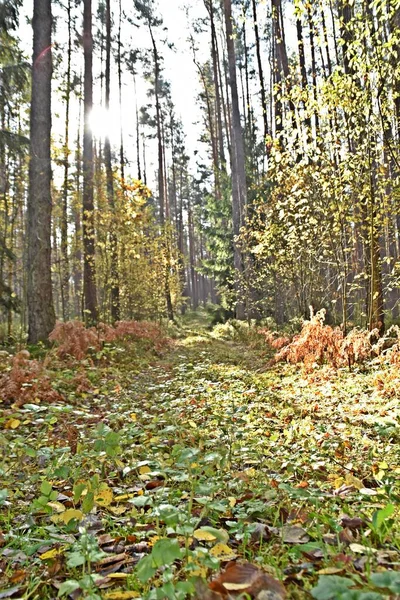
[89,106,121,142]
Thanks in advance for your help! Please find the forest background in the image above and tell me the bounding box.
[1,0,400,339]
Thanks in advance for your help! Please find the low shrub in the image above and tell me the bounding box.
[274,308,379,371]
[0,350,64,407]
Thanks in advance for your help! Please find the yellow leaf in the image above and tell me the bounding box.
[148,535,161,546]
[333,476,344,489]
[378,461,389,470]
[60,509,84,524]
[5,418,21,429]
[228,497,236,508]
[107,505,128,516]
[114,494,135,502]
[194,529,217,542]
[345,474,363,490]
[39,547,66,560]
[102,592,141,599]
[107,573,129,579]
[317,567,344,575]
[47,501,66,514]
[187,556,207,578]
[95,487,113,506]
[188,420,197,428]
[210,543,237,561]
[139,465,151,475]
[130,413,137,422]
[244,468,256,478]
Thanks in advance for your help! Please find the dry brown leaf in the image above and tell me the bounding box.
[281,525,310,544]
[207,562,286,599]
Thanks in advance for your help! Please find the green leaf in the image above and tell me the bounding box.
[67,552,85,568]
[0,489,8,505]
[151,538,182,567]
[58,579,80,596]
[82,491,95,514]
[370,571,400,593]
[340,593,383,600]
[136,554,157,583]
[372,505,395,531]
[311,576,355,600]
[40,481,52,496]
[73,482,87,504]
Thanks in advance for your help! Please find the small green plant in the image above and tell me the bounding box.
[31,480,58,514]
[57,528,107,599]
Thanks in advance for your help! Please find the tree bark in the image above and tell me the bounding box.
[82,0,98,323]
[105,0,120,322]
[27,0,56,343]
[252,0,268,142]
[223,0,247,319]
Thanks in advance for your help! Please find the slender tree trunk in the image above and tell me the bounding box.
[188,197,198,309]
[224,0,247,319]
[134,75,142,180]
[27,0,56,343]
[105,0,120,322]
[149,23,165,224]
[252,0,268,142]
[83,0,98,323]
[207,0,226,167]
[307,4,320,137]
[118,0,125,184]
[61,0,72,322]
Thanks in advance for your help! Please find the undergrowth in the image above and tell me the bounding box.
[1,314,400,599]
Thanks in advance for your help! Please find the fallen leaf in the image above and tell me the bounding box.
[8,570,27,584]
[282,525,310,544]
[52,509,83,525]
[340,515,366,530]
[107,505,128,516]
[102,592,140,599]
[317,567,344,575]
[39,547,65,561]
[209,543,238,561]
[194,529,218,542]
[95,487,114,506]
[4,419,20,430]
[349,543,378,554]
[0,587,23,599]
[208,562,286,599]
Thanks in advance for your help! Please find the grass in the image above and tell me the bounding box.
[0,316,399,599]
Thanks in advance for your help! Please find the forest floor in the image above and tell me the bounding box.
[1,314,400,600]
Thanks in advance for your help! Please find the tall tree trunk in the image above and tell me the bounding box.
[105,0,120,322]
[27,0,56,343]
[149,23,165,224]
[224,0,247,319]
[134,75,142,180]
[61,0,72,322]
[296,12,312,136]
[118,0,125,184]
[206,0,226,167]
[188,197,198,309]
[252,0,268,142]
[307,3,320,137]
[83,0,98,323]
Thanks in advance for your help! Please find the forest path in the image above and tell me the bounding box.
[1,326,399,598]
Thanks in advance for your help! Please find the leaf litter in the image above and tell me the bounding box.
[0,324,399,599]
